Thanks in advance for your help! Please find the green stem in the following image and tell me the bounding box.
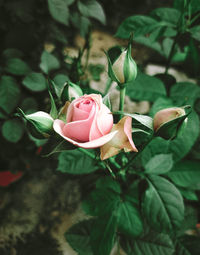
[78,147,96,159]
[78,148,118,178]
[108,157,121,169]
[164,34,179,74]
[119,86,126,117]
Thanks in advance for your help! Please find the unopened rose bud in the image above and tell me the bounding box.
[19,110,54,139]
[153,107,187,140]
[61,81,83,102]
[106,44,137,85]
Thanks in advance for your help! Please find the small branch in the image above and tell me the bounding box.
[164,34,179,74]
[78,148,96,159]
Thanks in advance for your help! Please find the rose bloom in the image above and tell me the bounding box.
[53,94,137,159]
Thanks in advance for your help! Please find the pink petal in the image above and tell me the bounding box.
[63,106,96,142]
[53,119,118,149]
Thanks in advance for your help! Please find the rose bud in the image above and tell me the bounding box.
[106,44,137,85]
[19,109,54,139]
[61,81,83,102]
[153,107,187,140]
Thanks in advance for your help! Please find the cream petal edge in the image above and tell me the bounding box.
[53,119,118,149]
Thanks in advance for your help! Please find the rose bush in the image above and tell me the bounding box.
[53,94,138,158]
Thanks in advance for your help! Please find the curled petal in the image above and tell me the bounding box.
[53,119,118,149]
[100,116,138,160]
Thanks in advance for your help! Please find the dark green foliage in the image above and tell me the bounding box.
[120,229,174,255]
[57,150,98,174]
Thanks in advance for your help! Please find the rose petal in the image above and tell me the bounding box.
[100,116,138,160]
[53,119,118,149]
[63,106,96,142]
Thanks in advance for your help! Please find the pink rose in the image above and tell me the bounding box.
[53,94,138,159]
[53,94,117,148]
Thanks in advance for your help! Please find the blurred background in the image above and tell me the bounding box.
[0,0,200,254]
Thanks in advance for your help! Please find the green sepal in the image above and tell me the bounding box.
[124,41,137,83]
[104,47,122,84]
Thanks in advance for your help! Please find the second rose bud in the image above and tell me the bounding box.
[106,44,137,86]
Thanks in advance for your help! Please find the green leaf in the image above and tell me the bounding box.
[144,154,173,174]
[167,111,200,162]
[48,0,69,25]
[179,188,198,201]
[174,241,191,255]
[82,188,120,216]
[0,76,20,118]
[126,71,166,102]
[125,113,154,130]
[44,140,76,156]
[121,229,174,255]
[65,219,93,255]
[5,58,31,76]
[143,175,184,232]
[39,51,60,74]
[3,48,24,59]
[190,25,200,41]
[95,176,121,194]
[22,72,47,92]
[177,206,198,236]
[133,36,162,54]
[53,73,69,98]
[91,214,117,255]
[57,149,98,174]
[174,0,200,14]
[142,111,199,164]
[185,39,200,76]
[150,7,181,25]
[178,235,200,255]
[77,0,106,25]
[20,97,38,114]
[48,88,58,119]
[118,201,143,237]
[116,15,159,39]
[142,138,168,166]
[166,160,200,190]
[70,12,91,37]
[170,82,200,107]
[2,119,24,143]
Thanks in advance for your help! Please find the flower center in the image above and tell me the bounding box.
[78,99,94,113]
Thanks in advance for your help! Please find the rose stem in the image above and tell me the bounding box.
[108,157,121,169]
[119,86,126,118]
[78,148,96,159]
